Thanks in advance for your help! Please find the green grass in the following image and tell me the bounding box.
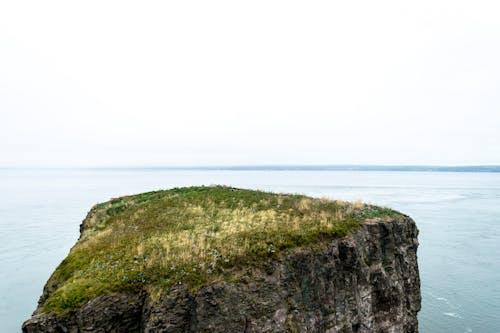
[42,186,402,315]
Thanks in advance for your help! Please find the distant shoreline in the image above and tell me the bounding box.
[3,165,500,172]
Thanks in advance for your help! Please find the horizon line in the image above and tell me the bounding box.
[2,164,500,172]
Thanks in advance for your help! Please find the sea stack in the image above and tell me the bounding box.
[23,186,421,333]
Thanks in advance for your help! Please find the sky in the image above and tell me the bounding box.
[1,1,500,167]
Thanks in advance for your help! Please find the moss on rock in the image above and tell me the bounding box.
[41,186,402,315]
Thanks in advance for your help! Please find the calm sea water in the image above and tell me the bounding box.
[1,169,499,332]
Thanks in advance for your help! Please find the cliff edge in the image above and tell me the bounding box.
[23,186,420,333]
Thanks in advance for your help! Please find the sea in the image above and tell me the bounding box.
[1,168,499,332]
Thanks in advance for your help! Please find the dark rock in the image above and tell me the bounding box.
[23,217,420,333]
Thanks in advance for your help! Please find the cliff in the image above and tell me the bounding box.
[22,186,421,333]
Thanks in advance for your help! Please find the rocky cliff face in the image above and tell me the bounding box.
[23,216,420,333]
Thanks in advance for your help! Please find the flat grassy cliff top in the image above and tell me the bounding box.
[43,186,402,315]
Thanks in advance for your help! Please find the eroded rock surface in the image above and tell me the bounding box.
[23,216,420,333]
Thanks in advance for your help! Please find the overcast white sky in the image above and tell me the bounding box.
[1,1,499,167]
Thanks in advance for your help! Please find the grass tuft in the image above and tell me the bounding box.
[41,186,402,315]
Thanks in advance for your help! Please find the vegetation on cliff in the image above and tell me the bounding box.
[42,186,401,315]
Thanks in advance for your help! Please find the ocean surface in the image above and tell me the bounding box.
[1,168,499,332]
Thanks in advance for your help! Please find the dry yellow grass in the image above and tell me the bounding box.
[42,186,400,315]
